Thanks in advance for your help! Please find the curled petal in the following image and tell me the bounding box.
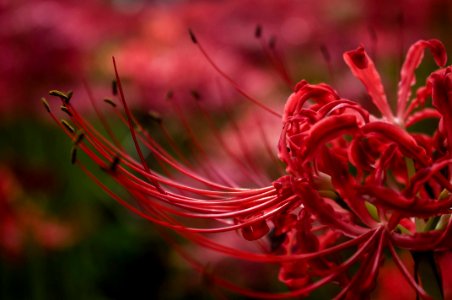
[320,147,377,227]
[361,121,427,164]
[283,83,339,122]
[360,184,451,216]
[404,86,432,120]
[348,137,374,172]
[371,143,398,185]
[300,115,359,161]
[405,159,452,198]
[343,46,394,121]
[429,67,452,154]
[293,181,368,237]
[405,108,441,128]
[412,133,435,159]
[286,108,319,123]
[278,260,310,289]
[317,99,370,123]
[397,39,447,119]
[358,185,414,210]
[272,212,297,236]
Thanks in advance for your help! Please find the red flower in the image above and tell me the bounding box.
[47,37,452,298]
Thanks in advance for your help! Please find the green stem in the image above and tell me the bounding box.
[411,251,443,300]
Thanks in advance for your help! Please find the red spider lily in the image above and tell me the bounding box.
[46,36,452,299]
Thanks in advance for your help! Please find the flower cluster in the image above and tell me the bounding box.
[275,39,451,299]
[45,36,452,298]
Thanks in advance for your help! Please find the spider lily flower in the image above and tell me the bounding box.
[47,37,452,299]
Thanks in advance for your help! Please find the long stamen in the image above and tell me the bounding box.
[167,93,238,187]
[189,29,282,118]
[192,92,271,185]
[112,57,165,194]
[255,25,294,88]
[320,44,335,84]
[83,80,122,148]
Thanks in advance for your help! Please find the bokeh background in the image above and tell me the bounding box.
[1,0,452,299]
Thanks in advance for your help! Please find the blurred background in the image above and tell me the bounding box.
[1,0,451,299]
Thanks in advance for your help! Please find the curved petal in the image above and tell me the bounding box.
[361,121,427,164]
[300,115,359,161]
[429,67,452,154]
[283,83,339,122]
[405,108,441,128]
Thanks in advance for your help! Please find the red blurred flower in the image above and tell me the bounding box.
[47,36,452,299]
[0,165,75,260]
[0,0,138,115]
[111,0,452,112]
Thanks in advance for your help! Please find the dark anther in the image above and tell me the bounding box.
[41,97,51,113]
[74,132,85,146]
[148,111,162,124]
[255,25,262,38]
[320,44,331,62]
[269,36,277,49]
[71,147,77,164]
[112,80,118,95]
[188,29,197,44]
[166,90,174,100]
[66,90,73,101]
[104,98,117,107]
[103,156,121,173]
[110,156,121,173]
[49,90,71,103]
[190,90,201,100]
[61,119,75,133]
[60,105,72,116]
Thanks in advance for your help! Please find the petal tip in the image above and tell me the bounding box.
[344,46,369,69]
[428,39,447,67]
